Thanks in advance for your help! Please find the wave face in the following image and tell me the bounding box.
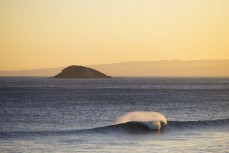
[0,119,228,138]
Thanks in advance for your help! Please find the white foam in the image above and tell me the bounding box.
[115,111,167,130]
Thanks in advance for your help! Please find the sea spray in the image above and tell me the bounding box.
[115,111,167,130]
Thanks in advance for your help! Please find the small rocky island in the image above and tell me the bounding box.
[53,65,111,78]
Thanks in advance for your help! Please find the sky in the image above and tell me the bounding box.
[0,0,229,70]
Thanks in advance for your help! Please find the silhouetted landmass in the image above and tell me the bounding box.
[53,65,111,78]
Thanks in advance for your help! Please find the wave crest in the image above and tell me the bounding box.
[115,111,167,130]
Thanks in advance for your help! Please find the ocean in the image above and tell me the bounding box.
[0,77,228,152]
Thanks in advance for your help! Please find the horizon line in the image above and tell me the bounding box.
[1,59,229,71]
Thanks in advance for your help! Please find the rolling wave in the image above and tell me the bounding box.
[0,118,228,138]
[94,118,229,133]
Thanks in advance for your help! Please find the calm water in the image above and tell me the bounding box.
[0,77,229,152]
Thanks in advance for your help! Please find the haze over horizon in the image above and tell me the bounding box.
[1,0,229,72]
[1,59,229,77]
[0,59,229,71]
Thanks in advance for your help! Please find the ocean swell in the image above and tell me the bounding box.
[1,118,229,138]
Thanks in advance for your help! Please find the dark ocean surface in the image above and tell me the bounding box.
[0,77,229,152]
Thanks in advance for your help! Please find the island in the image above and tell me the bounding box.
[53,65,112,78]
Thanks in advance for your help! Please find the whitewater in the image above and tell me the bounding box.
[0,77,229,152]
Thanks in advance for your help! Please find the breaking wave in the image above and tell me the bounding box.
[115,111,167,130]
[0,112,228,138]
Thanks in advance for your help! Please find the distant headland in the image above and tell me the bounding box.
[53,65,111,78]
[1,60,229,77]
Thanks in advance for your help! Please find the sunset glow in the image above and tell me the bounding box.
[1,0,229,70]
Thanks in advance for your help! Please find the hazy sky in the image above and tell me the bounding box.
[1,0,229,70]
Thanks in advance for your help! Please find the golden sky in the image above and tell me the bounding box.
[0,0,229,70]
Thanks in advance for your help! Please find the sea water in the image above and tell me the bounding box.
[0,77,228,152]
